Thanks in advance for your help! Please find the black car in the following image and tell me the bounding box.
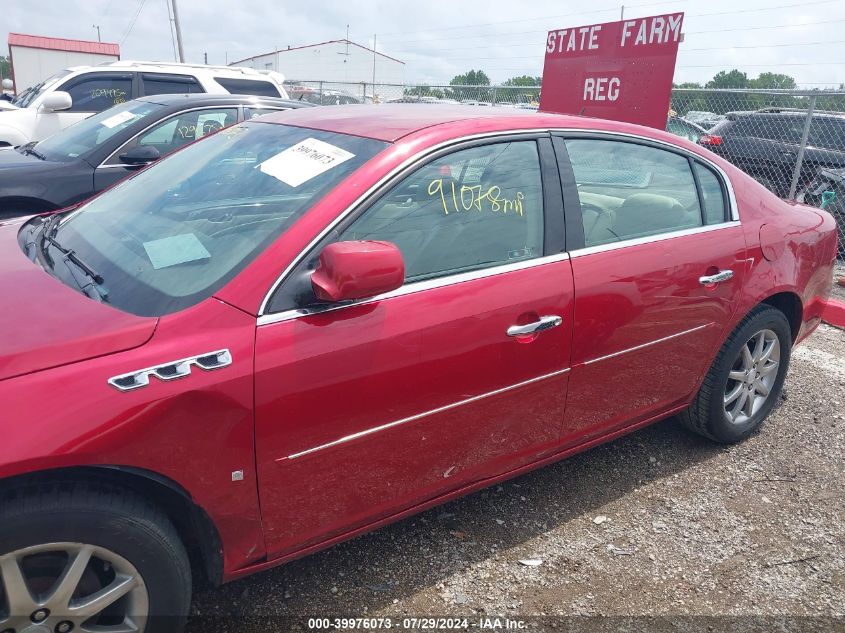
[798,166,845,258]
[699,108,845,198]
[0,94,313,217]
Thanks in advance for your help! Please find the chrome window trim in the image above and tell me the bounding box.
[582,323,712,366]
[281,366,572,460]
[97,105,244,168]
[552,129,740,223]
[569,221,741,258]
[257,126,740,318]
[256,252,571,327]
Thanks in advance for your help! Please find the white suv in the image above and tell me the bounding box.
[0,61,289,147]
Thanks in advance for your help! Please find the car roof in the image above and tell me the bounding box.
[135,93,310,109]
[256,104,634,142]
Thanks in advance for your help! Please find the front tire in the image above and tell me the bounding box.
[0,481,191,633]
[680,305,791,443]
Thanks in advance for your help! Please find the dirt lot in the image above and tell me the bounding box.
[834,261,845,303]
[189,323,845,632]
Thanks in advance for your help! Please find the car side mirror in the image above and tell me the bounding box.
[311,240,405,302]
[119,145,161,166]
[39,91,72,112]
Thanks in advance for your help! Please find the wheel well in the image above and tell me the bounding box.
[0,466,224,586]
[761,292,802,342]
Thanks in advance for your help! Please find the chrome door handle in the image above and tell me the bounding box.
[507,315,563,337]
[699,269,734,285]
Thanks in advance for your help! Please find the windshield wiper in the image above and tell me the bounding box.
[37,214,108,300]
[23,142,47,160]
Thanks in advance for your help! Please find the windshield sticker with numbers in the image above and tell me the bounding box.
[257,138,355,187]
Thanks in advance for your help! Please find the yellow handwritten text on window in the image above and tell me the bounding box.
[427,179,525,216]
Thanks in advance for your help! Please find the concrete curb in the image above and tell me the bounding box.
[823,298,845,329]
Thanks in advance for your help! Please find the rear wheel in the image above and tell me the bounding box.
[0,482,191,633]
[680,305,791,443]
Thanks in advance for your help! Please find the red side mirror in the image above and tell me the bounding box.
[311,240,405,302]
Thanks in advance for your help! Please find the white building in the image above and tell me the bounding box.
[8,33,120,93]
[231,40,404,86]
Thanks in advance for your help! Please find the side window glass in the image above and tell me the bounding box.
[213,77,281,97]
[339,141,545,282]
[694,163,728,225]
[565,139,702,247]
[63,75,132,113]
[142,74,203,95]
[244,107,286,119]
[107,108,238,164]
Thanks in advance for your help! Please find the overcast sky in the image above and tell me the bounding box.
[3,0,844,87]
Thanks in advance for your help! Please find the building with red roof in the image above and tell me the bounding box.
[7,33,120,92]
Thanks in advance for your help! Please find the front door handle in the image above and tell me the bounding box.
[699,269,734,285]
[507,315,563,337]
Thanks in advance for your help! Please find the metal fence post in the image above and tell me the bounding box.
[788,94,817,200]
[491,85,497,105]
[319,81,324,106]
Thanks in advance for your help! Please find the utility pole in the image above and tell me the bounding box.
[92,25,101,42]
[171,0,186,63]
[204,52,208,65]
[372,34,376,98]
[620,5,624,19]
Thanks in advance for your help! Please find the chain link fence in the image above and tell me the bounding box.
[286,81,845,258]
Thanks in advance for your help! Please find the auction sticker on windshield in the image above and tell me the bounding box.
[258,138,355,187]
[143,234,211,269]
[101,110,136,129]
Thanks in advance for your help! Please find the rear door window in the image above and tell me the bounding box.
[564,139,703,247]
[213,77,281,97]
[141,73,204,95]
[60,73,134,113]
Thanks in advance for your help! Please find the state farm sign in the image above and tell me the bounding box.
[540,13,684,129]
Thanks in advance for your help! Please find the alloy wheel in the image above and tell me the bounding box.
[723,328,781,425]
[0,542,148,633]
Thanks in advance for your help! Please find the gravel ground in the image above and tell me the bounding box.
[834,261,845,303]
[189,324,845,632]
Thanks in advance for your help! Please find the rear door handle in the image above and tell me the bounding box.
[699,270,734,285]
[507,315,563,337]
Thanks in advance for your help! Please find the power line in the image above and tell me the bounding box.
[391,39,845,63]
[354,0,685,39]
[373,0,839,45]
[376,17,845,55]
[120,0,147,45]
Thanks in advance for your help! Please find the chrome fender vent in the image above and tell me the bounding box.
[108,349,232,392]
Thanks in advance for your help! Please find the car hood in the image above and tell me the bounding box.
[0,217,157,381]
[0,146,50,169]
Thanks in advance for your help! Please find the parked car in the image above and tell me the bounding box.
[0,94,312,217]
[699,108,845,197]
[667,115,707,143]
[798,165,845,258]
[684,110,726,130]
[288,85,363,105]
[0,105,837,632]
[0,61,289,147]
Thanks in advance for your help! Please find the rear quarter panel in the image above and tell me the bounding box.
[729,170,837,342]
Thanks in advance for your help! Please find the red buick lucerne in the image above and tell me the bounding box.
[0,105,838,631]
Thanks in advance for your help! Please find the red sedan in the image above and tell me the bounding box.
[0,105,838,631]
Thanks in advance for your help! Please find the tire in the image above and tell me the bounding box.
[680,305,791,443]
[0,480,191,633]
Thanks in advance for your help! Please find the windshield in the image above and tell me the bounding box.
[35,100,165,161]
[12,70,73,108]
[43,122,388,316]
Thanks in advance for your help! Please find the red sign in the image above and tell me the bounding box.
[540,13,684,129]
